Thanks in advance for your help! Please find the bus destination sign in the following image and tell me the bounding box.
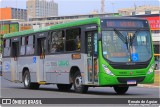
[102,20,148,28]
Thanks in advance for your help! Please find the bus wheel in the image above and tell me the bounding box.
[73,72,88,93]
[23,71,40,89]
[57,84,72,91]
[114,86,129,95]
[155,64,159,70]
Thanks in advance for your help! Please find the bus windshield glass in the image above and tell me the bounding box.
[102,29,152,62]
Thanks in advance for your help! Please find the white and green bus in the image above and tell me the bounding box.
[2,17,155,94]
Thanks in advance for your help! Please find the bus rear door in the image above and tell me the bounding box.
[11,37,20,81]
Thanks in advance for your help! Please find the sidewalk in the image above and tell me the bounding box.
[138,84,160,88]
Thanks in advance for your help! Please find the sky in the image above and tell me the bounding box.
[0,0,159,16]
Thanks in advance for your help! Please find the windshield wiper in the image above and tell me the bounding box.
[130,29,139,45]
[114,28,130,50]
[114,28,127,44]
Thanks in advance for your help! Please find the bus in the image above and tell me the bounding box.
[2,17,155,94]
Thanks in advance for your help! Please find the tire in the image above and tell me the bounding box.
[23,71,40,89]
[57,84,72,91]
[114,86,129,95]
[155,64,159,70]
[73,72,88,93]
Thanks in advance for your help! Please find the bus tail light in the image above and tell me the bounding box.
[102,64,114,76]
[147,64,154,74]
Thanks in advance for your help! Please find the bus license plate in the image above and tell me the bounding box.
[127,80,136,84]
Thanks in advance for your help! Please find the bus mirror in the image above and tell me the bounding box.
[98,33,101,40]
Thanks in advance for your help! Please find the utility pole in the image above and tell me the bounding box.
[134,1,137,15]
[101,0,105,13]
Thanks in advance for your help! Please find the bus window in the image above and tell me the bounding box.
[37,38,46,56]
[26,35,35,55]
[49,31,64,53]
[3,39,11,57]
[20,37,25,55]
[12,42,19,57]
[66,28,81,51]
[94,33,98,56]
[76,35,81,51]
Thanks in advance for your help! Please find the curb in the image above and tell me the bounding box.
[138,84,160,88]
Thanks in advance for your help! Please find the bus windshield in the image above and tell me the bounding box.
[102,30,152,62]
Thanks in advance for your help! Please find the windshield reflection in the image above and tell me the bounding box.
[102,30,152,62]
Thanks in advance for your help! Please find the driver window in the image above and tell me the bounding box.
[66,28,81,52]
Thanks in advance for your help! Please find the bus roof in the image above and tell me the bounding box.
[3,17,147,38]
[3,17,100,38]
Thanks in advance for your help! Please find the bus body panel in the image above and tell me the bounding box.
[2,58,12,81]
[98,56,154,86]
[3,58,19,82]
[18,56,38,82]
[3,54,92,85]
[44,54,88,84]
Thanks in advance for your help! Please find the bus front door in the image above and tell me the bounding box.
[11,41,19,81]
[86,31,98,84]
[37,38,46,82]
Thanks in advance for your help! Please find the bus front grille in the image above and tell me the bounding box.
[117,77,145,83]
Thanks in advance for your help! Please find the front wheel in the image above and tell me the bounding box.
[155,64,159,70]
[114,86,129,95]
[73,72,88,93]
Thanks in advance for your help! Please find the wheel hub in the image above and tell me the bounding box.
[75,76,82,88]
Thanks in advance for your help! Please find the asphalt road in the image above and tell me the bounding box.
[0,76,159,99]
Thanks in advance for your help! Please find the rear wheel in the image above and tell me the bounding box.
[114,86,129,95]
[73,72,88,93]
[57,84,72,91]
[23,70,40,89]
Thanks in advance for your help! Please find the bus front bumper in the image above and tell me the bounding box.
[98,72,154,86]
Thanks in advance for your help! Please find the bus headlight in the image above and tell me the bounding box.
[147,64,154,74]
[102,64,114,76]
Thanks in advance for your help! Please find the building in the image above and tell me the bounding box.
[133,14,160,54]
[26,0,58,19]
[19,13,119,31]
[118,5,160,16]
[0,20,19,35]
[0,7,27,21]
[28,13,119,22]
[0,20,19,53]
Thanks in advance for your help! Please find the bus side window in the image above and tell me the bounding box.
[37,38,46,56]
[66,28,81,51]
[26,35,35,55]
[49,31,64,53]
[11,40,19,57]
[20,37,25,55]
[3,39,11,57]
